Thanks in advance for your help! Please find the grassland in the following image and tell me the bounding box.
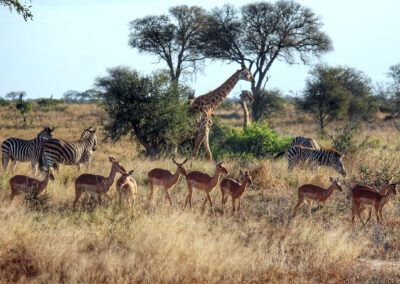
[0,103,399,283]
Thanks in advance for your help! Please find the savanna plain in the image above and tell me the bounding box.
[0,104,399,283]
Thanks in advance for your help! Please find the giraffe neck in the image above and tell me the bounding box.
[191,70,241,115]
[240,100,249,129]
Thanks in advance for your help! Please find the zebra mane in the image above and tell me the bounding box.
[294,145,343,157]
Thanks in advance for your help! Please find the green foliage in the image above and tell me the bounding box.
[15,99,33,126]
[37,97,63,110]
[129,5,206,83]
[1,0,33,21]
[356,162,400,189]
[97,66,194,157]
[0,97,9,106]
[252,89,285,121]
[330,123,368,154]
[209,120,292,159]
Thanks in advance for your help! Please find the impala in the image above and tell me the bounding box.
[185,160,228,213]
[73,156,126,208]
[293,177,343,217]
[116,170,137,206]
[147,158,188,206]
[220,170,252,215]
[351,179,397,226]
[8,171,55,202]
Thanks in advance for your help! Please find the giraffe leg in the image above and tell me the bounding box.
[202,125,213,161]
[192,116,208,159]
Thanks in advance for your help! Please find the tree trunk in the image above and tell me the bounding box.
[132,125,160,157]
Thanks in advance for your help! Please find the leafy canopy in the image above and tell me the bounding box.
[96,66,193,157]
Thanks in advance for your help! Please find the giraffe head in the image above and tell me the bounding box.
[238,65,255,84]
[240,90,254,103]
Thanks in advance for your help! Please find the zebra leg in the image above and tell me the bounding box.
[77,163,82,172]
[2,154,9,173]
[10,160,17,174]
[31,160,37,176]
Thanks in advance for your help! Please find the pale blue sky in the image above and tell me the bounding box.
[1,0,399,99]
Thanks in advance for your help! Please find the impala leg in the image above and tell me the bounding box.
[293,196,304,217]
[238,198,241,212]
[97,194,102,206]
[201,194,208,214]
[148,181,155,204]
[307,200,312,217]
[206,192,213,213]
[221,191,225,214]
[82,193,89,206]
[165,189,173,206]
[105,193,112,201]
[73,186,83,209]
[184,182,193,209]
[365,208,372,225]
[232,198,236,215]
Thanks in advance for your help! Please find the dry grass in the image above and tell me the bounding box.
[0,104,399,282]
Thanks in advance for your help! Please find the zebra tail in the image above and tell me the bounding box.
[274,149,288,159]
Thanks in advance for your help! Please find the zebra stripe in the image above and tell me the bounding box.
[274,136,319,159]
[290,136,320,149]
[1,127,54,175]
[287,145,346,176]
[40,127,97,174]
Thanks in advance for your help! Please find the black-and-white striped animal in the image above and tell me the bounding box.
[1,127,55,175]
[287,145,346,176]
[39,127,98,176]
[274,136,320,159]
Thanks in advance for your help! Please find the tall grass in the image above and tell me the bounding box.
[0,104,399,282]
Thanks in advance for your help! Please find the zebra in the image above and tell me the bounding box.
[287,145,346,176]
[274,136,320,159]
[39,127,98,176]
[1,127,55,175]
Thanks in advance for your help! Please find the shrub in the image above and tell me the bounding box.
[329,123,369,154]
[252,88,286,121]
[210,120,292,159]
[0,97,9,106]
[37,97,63,110]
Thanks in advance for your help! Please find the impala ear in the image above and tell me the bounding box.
[172,158,178,165]
[239,170,243,176]
[109,156,116,163]
[182,158,188,165]
[329,177,334,183]
[128,170,134,175]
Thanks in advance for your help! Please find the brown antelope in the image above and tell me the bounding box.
[73,157,126,208]
[185,161,228,213]
[220,171,252,215]
[147,158,188,206]
[116,170,137,206]
[7,172,55,202]
[293,177,343,217]
[351,179,397,226]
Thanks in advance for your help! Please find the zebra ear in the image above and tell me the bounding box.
[50,127,55,132]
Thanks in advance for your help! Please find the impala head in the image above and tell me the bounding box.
[172,158,188,176]
[238,65,255,84]
[120,170,134,184]
[383,178,398,195]
[37,127,55,139]
[329,177,343,192]
[215,160,229,175]
[240,170,252,185]
[109,156,127,174]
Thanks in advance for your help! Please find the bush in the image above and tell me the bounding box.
[252,89,286,121]
[209,120,292,159]
[329,123,369,154]
[0,97,9,106]
[37,97,63,110]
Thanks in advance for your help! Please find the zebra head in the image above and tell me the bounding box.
[81,126,98,152]
[37,127,55,139]
[333,155,346,177]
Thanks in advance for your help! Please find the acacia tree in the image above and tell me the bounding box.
[198,1,332,121]
[128,5,206,83]
[1,0,33,21]
[384,63,400,131]
[297,65,349,133]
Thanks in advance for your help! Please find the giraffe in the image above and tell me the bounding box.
[239,90,254,130]
[185,65,255,160]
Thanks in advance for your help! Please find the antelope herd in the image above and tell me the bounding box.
[1,129,398,226]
